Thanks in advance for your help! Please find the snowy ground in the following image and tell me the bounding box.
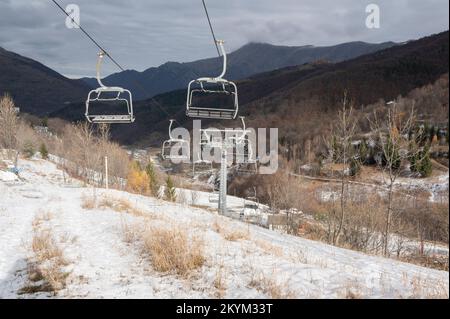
[0,158,448,299]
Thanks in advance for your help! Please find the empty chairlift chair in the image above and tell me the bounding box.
[85,52,135,124]
[192,133,214,176]
[236,142,258,176]
[186,40,238,120]
[192,151,214,176]
[161,120,190,161]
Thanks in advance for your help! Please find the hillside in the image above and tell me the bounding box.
[0,158,447,298]
[51,31,448,146]
[81,41,396,100]
[0,47,90,115]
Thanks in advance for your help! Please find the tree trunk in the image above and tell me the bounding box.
[384,184,393,256]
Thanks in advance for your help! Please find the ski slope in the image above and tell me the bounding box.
[0,158,448,299]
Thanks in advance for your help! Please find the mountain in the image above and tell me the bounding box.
[0,47,90,115]
[51,32,448,147]
[81,41,397,100]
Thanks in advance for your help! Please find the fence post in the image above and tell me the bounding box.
[105,156,109,189]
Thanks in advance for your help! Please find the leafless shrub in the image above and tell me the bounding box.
[0,94,19,163]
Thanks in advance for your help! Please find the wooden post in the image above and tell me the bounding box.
[104,156,109,189]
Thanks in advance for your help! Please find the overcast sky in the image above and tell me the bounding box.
[0,0,448,78]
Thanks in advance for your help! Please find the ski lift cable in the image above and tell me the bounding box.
[50,0,182,126]
[201,0,221,58]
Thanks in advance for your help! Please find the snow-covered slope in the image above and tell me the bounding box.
[0,159,448,299]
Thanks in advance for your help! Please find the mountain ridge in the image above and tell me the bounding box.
[0,46,91,115]
[81,41,397,100]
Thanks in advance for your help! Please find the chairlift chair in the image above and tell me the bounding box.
[229,117,258,175]
[186,40,238,120]
[85,52,135,124]
[192,130,216,176]
[192,151,214,176]
[236,146,258,176]
[161,120,190,161]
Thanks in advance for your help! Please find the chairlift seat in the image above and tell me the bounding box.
[187,107,236,120]
[86,114,135,124]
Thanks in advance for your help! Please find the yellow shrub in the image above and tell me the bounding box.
[127,163,150,194]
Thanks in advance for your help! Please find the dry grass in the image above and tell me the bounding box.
[408,276,449,299]
[19,218,69,295]
[212,220,250,242]
[248,272,295,299]
[213,265,227,298]
[31,211,53,229]
[120,218,141,244]
[142,225,205,277]
[81,194,153,219]
[81,193,96,210]
[337,282,364,299]
[255,240,284,257]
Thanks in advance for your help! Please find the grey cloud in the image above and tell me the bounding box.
[0,0,448,78]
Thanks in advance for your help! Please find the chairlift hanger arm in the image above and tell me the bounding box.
[168,119,175,140]
[216,40,227,80]
[96,51,106,88]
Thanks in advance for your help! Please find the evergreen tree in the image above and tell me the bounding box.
[165,175,177,202]
[145,161,159,196]
[359,140,368,164]
[39,143,48,159]
[410,145,433,177]
[22,141,35,159]
[418,145,433,177]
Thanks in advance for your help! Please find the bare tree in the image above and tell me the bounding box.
[325,93,359,245]
[0,94,19,163]
[64,122,101,184]
[370,101,424,256]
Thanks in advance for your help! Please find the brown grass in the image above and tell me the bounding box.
[120,218,141,244]
[212,220,250,242]
[408,276,449,299]
[81,194,153,218]
[213,264,227,298]
[19,224,69,295]
[248,272,295,299]
[81,193,96,210]
[255,240,284,257]
[31,211,53,230]
[142,225,205,277]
